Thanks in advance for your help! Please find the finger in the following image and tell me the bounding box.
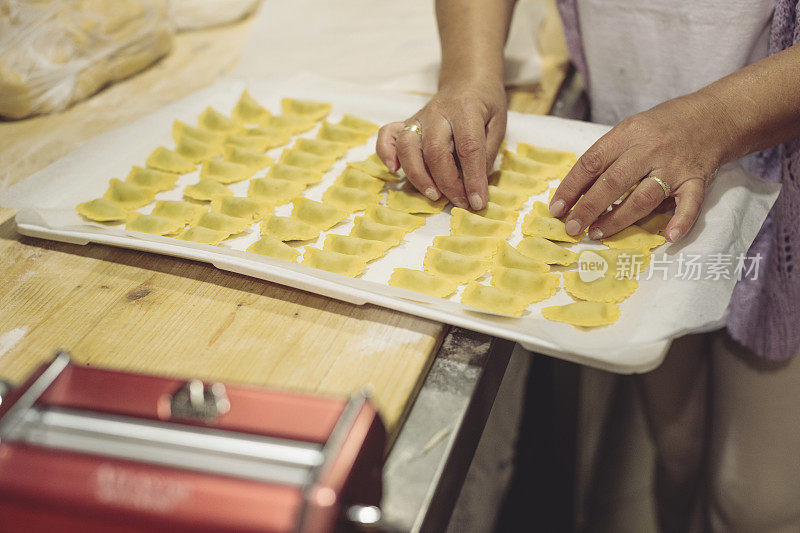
[587,176,669,240]
[376,122,404,172]
[563,154,649,236]
[451,110,488,210]
[396,122,442,202]
[549,129,626,217]
[485,113,507,176]
[665,178,704,243]
[421,118,468,208]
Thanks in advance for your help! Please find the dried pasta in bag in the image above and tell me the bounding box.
[489,170,548,196]
[232,90,272,125]
[248,178,305,205]
[281,98,332,121]
[334,167,385,194]
[491,267,560,304]
[223,145,274,170]
[261,215,320,242]
[151,200,206,225]
[301,247,367,277]
[347,153,398,182]
[266,164,324,185]
[450,207,514,239]
[323,235,390,262]
[423,247,490,283]
[178,226,230,245]
[516,236,578,266]
[432,236,502,260]
[386,189,448,214]
[363,205,425,232]
[126,213,184,235]
[321,185,379,213]
[317,121,370,146]
[338,114,379,135]
[195,212,251,235]
[183,179,233,202]
[76,198,128,222]
[146,147,196,174]
[103,179,156,209]
[292,198,348,230]
[247,235,301,262]
[388,268,460,298]
[541,301,621,328]
[293,138,350,159]
[210,196,273,222]
[279,149,335,172]
[350,216,407,245]
[494,242,551,272]
[199,160,253,184]
[198,106,242,133]
[461,282,529,316]
[126,166,178,192]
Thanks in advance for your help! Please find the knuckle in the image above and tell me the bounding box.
[630,191,657,213]
[601,171,626,193]
[578,149,605,175]
[457,136,483,159]
[576,197,601,217]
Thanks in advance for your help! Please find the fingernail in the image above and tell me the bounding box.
[550,199,566,217]
[469,193,484,210]
[452,197,468,209]
[424,187,440,201]
[589,227,603,240]
[565,219,582,236]
[667,228,681,242]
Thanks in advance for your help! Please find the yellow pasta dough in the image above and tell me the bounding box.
[280,98,332,121]
[199,160,254,184]
[637,212,672,235]
[423,247,490,283]
[475,202,518,224]
[210,196,273,222]
[488,185,526,210]
[173,120,226,147]
[321,185,379,213]
[494,242,551,273]
[516,142,577,171]
[317,121,370,146]
[178,226,230,245]
[223,145,274,170]
[76,198,128,222]
[334,167,385,194]
[347,153,398,182]
[262,215,321,242]
[126,213,184,235]
[516,236,579,266]
[248,178,305,205]
[489,170,548,196]
[292,197,348,230]
[386,189,448,214]
[146,147,196,174]
[563,271,638,303]
[266,164,324,185]
[350,216,407,245]
[224,133,271,152]
[279,149,336,172]
[585,248,651,279]
[232,90,272,125]
[500,150,564,180]
[450,207,514,239]
[198,106,242,133]
[301,247,367,277]
[541,301,621,328]
[183,179,233,202]
[363,205,425,232]
[264,114,318,135]
[388,268,461,299]
[176,135,220,163]
[151,200,207,225]
[521,212,580,243]
[195,212,251,235]
[103,179,156,209]
[602,226,666,251]
[293,138,350,159]
[432,236,502,260]
[125,166,178,192]
[461,282,529,316]
[247,235,301,262]
[491,267,560,304]
[245,126,292,149]
[323,235,390,262]
[338,114,379,135]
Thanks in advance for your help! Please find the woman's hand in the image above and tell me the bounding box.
[550,92,738,243]
[376,80,507,211]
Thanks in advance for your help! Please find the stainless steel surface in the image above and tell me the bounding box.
[7,405,323,486]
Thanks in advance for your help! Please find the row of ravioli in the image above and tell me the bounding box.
[387,142,671,328]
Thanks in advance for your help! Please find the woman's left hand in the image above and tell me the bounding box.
[549,92,737,243]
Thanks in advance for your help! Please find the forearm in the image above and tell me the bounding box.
[696,43,800,164]
[436,0,516,90]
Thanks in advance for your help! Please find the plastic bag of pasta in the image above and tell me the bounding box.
[0,0,173,120]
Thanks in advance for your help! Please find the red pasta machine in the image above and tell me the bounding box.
[0,352,387,532]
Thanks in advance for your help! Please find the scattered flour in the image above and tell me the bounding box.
[0,326,28,359]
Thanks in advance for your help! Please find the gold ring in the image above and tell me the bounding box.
[402,123,423,136]
[648,176,671,198]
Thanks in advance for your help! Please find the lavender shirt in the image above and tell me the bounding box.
[557,0,800,361]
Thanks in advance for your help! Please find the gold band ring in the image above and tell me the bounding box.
[648,176,671,198]
[402,123,423,136]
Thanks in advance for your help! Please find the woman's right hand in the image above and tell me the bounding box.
[376,80,507,211]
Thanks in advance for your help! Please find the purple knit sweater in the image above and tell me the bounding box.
[557,0,800,361]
